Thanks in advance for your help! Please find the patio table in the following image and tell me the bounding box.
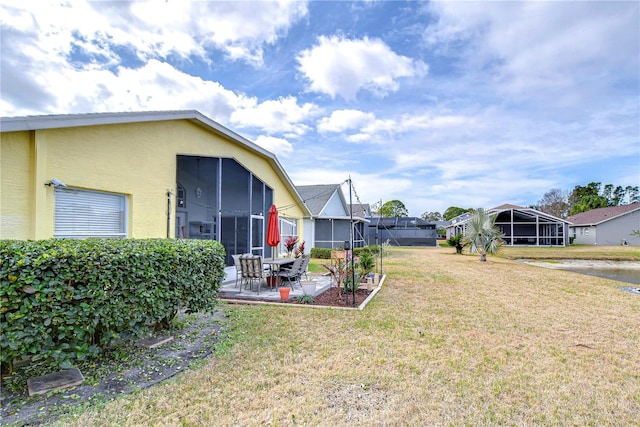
[262,257,296,290]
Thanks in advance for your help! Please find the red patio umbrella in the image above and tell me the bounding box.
[266,204,280,258]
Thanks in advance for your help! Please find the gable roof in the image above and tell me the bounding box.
[0,110,311,216]
[296,184,369,222]
[567,202,640,226]
[447,204,570,228]
[489,204,570,224]
[296,184,343,216]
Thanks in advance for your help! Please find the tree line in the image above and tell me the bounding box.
[373,182,638,221]
[535,182,639,218]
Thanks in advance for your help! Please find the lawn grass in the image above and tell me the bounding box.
[51,246,640,426]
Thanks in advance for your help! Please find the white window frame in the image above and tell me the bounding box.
[54,187,128,238]
[279,217,297,254]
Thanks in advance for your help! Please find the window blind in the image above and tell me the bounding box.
[54,188,127,238]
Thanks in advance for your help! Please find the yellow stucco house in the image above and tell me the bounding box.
[0,110,310,264]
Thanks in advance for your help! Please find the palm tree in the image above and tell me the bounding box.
[463,208,504,262]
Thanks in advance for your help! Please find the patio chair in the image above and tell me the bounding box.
[277,256,305,289]
[299,255,310,281]
[239,254,265,294]
[231,254,243,287]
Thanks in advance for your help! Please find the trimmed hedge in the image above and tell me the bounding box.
[310,246,380,259]
[309,248,332,259]
[0,238,225,371]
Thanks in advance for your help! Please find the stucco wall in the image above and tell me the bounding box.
[1,131,33,239]
[1,120,305,240]
[596,212,640,245]
[572,225,597,245]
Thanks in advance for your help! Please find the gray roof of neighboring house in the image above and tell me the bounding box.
[297,184,342,216]
[297,184,369,222]
[350,203,371,217]
[1,110,311,216]
[567,202,640,226]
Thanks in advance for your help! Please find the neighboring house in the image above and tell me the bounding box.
[364,216,438,247]
[297,184,368,250]
[446,204,570,246]
[0,111,310,265]
[567,203,640,246]
[445,212,473,239]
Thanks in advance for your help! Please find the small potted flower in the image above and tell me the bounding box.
[284,236,298,257]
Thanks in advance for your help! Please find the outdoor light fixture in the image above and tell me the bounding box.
[45,178,67,188]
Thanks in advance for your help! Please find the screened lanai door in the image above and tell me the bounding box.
[251,215,264,256]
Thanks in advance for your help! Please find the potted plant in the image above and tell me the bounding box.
[301,279,317,296]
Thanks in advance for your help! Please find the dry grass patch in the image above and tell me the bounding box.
[51,247,639,426]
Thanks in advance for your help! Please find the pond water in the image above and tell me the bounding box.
[523,260,640,285]
[561,267,640,285]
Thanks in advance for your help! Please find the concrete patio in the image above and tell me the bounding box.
[218,266,333,302]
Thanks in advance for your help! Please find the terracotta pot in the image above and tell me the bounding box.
[279,287,291,301]
[267,276,277,288]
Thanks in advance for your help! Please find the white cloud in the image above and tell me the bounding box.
[316,109,477,145]
[91,0,309,65]
[0,55,256,119]
[230,96,320,136]
[0,0,308,116]
[254,135,294,156]
[317,109,375,133]
[424,1,639,102]
[297,35,427,99]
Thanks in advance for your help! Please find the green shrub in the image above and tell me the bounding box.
[358,251,375,276]
[447,234,466,254]
[310,245,380,260]
[296,295,315,304]
[310,247,332,259]
[344,271,361,292]
[0,238,225,372]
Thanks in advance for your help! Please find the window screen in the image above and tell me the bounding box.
[54,188,127,238]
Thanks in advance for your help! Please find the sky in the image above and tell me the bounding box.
[1,0,639,217]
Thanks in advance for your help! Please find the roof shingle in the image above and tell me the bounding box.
[567,202,640,225]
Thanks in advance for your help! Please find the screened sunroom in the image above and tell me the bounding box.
[176,155,275,265]
[493,205,569,246]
